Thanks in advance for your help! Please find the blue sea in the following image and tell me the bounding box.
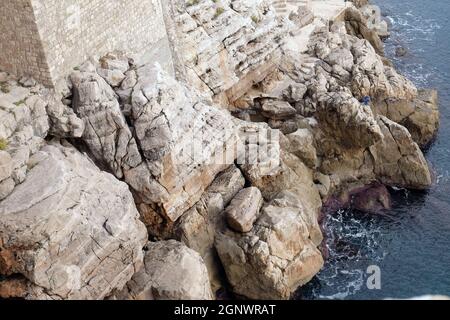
[300,0,450,299]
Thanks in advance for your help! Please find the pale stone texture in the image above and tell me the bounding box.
[225,187,264,233]
[120,240,213,300]
[0,143,147,300]
[216,190,324,300]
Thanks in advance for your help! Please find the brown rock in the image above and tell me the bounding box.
[226,187,263,233]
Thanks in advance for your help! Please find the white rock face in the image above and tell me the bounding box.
[168,0,289,96]
[0,1,441,302]
[225,187,264,233]
[121,240,213,300]
[0,143,147,300]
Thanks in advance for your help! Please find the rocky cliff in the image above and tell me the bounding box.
[0,0,439,300]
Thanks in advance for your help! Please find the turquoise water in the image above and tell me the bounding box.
[301,0,450,299]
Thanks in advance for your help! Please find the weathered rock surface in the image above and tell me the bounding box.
[225,187,263,233]
[373,89,440,147]
[168,0,289,97]
[216,190,324,300]
[70,67,142,179]
[261,100,297,120]
[286,128,318,169]
[70,62,237,225]
[174,165,245,292]
[120,240,213,300]
[0,1,441,302]
[125,64,237,222]
[0,143,147,299]
[343,7,384,55]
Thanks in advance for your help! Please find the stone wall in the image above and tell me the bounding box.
[0,0,53,85]
[0,0,173,87]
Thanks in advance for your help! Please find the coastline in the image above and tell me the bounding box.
[0,0,442,300]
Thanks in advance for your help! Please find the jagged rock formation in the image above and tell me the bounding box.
[0,143,147,299]
[167,0,290,99]
[115,240,213,300]
[0,0,440,301]
[216,190,324,299]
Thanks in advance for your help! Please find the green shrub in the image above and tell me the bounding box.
[0,138,8,151]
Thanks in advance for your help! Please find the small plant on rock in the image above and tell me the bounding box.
[0,138,8,151]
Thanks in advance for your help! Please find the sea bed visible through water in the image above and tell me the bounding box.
[299,0,450,300]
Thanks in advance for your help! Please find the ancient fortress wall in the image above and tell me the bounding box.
[0,0,172,87]
[0,0,53,85]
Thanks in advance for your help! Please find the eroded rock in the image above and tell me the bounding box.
[0,143,147,300]
[121,240,213,300]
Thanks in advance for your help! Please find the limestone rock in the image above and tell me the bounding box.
[70,69,142,179]
[226,187,263,233]
[216,190,324,300]
[125,64,237,222]
[315,91,383,149]
[261,100,297,120]
[286,128,318,168]
[0,151,12,182]
[0,143,147,300]
[343,7,384,55]
[169,0,289,96]
[45,94,84,138]
[174,165,245,292]
[371,116,432,189]
[374,89,439,147]
[123,240,213,300]
[207,165,246,205]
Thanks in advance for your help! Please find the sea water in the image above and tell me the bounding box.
[300,0,450,300]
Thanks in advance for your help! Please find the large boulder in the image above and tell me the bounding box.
[120,240,213,300]
[125,64,237,222]
[373,89,440,148]
[216,190,324,300]
[174,165,245,292]
[70,66,142,179]
[0,143,147,300]
[168,0,289,97]
[225,187,264,233]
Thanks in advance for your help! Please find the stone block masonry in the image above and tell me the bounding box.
[0,0,173,87]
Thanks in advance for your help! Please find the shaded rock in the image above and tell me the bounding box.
[374,89,440,148]
[45,94,84,138]
[207,165,246,205]
[0,151,12,182]
[226,187,263,233]
[315,91,383,149]
[173,166,244,293]
[125,64,237,222]
[261,100,297,120]
[395,46,408,57]
[343,7,384,55]
[122,240,213,300]
[0,276,28,299]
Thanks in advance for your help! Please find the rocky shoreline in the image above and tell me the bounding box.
[0,0,439,300]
